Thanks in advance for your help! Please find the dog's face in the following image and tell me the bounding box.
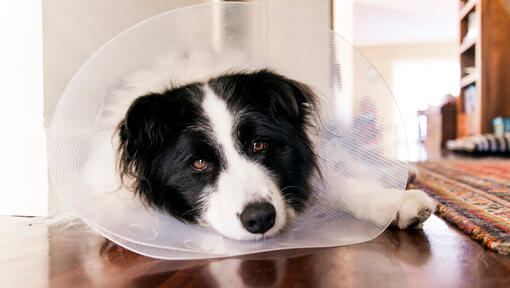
[117,70,317,240]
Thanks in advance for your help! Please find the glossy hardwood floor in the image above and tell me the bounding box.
[1,214,509,288]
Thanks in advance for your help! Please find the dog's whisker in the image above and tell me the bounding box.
[280,186,307,193]
[179,206,202,218]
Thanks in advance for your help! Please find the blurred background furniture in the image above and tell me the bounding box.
[457,0,510,137]
[441,100,457,146]
[418,97,457,151]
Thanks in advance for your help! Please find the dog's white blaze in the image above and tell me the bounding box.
[201,86,287,240]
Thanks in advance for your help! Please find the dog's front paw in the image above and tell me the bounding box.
[392,189,436,229]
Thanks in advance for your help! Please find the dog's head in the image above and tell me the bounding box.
[117,70,318,240]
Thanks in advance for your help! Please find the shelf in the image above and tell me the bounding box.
[460,0,478,20]
[459,37,477,54]
[456,0,510,135]
[461,73,478,88]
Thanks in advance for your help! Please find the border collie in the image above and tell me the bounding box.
[84,60,435,241]
[117,70,316,240]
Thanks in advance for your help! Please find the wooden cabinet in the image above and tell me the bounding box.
[457,0,510,137]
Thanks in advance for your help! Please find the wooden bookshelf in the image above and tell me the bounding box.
[457,0,510,137]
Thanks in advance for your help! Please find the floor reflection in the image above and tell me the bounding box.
[93,227,434,287]
[3,214,507,287]
[385,227,432,266]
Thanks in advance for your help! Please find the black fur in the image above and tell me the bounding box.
[117,70,318,223]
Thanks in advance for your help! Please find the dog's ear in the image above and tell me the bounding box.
[278,77,318,122]
[117,84,204,161]
[117,93,178,159]
[247,70,318,123]
[116,89,200,189]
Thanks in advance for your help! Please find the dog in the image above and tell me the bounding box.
[84,57,435,241]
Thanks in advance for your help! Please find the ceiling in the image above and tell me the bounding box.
[352,0,459,46]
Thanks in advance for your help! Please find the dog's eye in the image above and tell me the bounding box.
[192,159,208,170]
[252,141,266,152]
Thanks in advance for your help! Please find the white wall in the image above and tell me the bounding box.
[359,42,458,89]
[0,2,48,216]
[353,1,457,46]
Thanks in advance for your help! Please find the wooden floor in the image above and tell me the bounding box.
[1,213,510,288]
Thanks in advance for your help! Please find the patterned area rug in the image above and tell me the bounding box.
[412,159,510,255]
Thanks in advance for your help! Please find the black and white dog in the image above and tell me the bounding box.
[84,58,435,241]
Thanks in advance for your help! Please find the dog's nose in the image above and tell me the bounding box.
[240,202,276,234]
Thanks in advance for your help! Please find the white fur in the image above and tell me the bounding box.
[201,87,287,240]
[330,175,435,229]
[337,177,403,227]
[83,130,120,194]
[393,189,436,229]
